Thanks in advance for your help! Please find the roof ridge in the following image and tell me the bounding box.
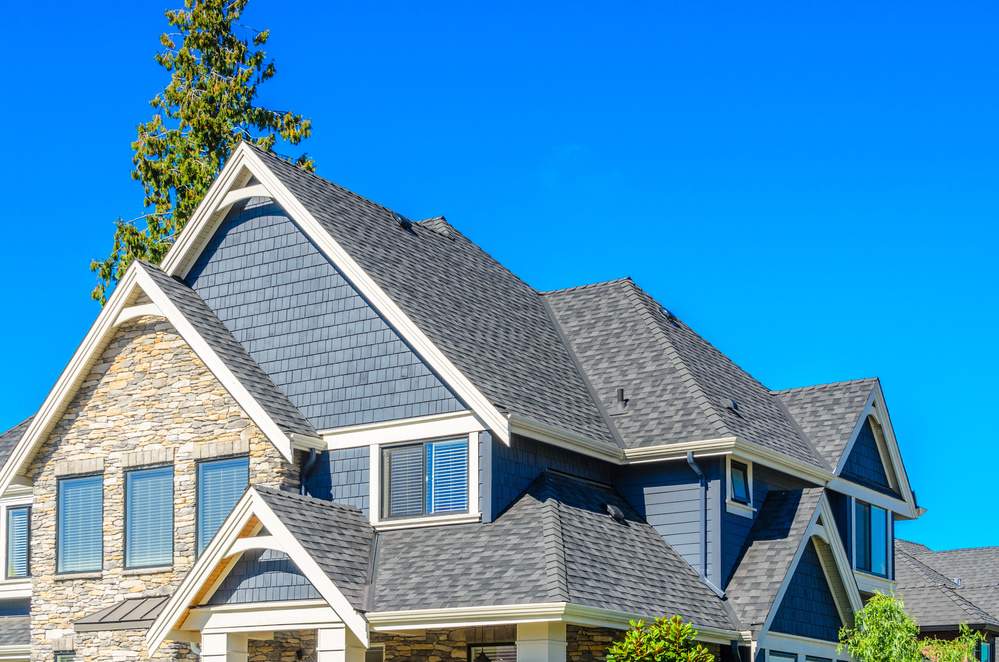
[540,277,633,296]
[620,279,731,438]
[538,477,571,603]
[254,484,366,515]
[774,377,879,395]
[895,544,959,589]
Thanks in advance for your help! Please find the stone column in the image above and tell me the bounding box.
[317,625,366,662]
[201,632,249,662]
[517,622,567,662]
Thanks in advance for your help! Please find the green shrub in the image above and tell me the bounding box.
[838,593,922,662]
[607,615,714,662]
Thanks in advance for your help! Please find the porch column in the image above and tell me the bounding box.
[317,625,366,662]
[516,622,567,662]
[201,632,249,662]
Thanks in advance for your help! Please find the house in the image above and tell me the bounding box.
[0,142,922,662]
[895,539,998,661]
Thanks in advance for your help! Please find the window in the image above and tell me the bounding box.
[57,475,103,574]
[981,641,992,662]
[855,500,889,576]
[197,457,249,554]
[125,466,174,569]
[5,505,30,579]
[469,645,517,662]
[55,653,76,662]
[364,647,385,662]
[769,653,797,662]
[730,460,751,504]
[382,438,468,519]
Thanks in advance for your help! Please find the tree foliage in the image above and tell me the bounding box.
[921,624,985,662]
[91,0,312,304]
[606,616,714,662]
[838,593,922,662]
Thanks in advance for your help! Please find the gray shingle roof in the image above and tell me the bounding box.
[777,378,878,469]
[75,595,170,632]
[254,486,374,610]
[725,487,824,633]
[138,261,317,441]
[544,279,825,467]
[256,473,739,631]
[0,615,29,645]
[250,146,615,447]
[895,539,999,630]
[0,416,32,473]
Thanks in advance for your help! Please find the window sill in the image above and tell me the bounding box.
[123,565,172,576]
[373,512,481,531]
[55,571,103,581]
[725,499,756,519]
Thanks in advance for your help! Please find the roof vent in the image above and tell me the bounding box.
[660,305,678,324]
[394,213,413,230]
[721,397,739,412]
[615,387,629,411]
[605,503,626,523]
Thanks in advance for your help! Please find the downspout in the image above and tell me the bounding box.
[687,451,726,598]
[300,448,318,496]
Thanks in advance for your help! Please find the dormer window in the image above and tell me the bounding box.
[730,461,751,505]
[381,438,468,520]
[726,457,755,517]
[855,499,889,577]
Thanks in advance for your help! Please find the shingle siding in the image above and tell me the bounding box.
[771,541,843,642]
[841,418,897,496]
[826,489,853,566]
[186,198,465,431]
[616,459,721,584]
[207,548,321,605]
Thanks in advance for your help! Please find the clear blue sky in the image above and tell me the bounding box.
[0,0,995,550]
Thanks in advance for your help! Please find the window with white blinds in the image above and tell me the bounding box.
[125,466,174,569]
[382,438,468,519]
[197,457,249,555]
[57,475,103,574]
[5,506,30,579]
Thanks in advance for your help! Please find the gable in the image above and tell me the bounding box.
[186,198,465,431]
[208,548,321,605]
[771,540,844,642]
[841,418,898,496]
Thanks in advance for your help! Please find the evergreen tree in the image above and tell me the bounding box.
[91,0,312,304]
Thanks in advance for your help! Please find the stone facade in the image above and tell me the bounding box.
[26,317,300,661]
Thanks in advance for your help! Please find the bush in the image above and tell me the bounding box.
[838,593,922,662]
[607,615,714,662]
[921,624,985,662]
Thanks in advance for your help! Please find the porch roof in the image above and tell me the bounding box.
[75,595,171,633]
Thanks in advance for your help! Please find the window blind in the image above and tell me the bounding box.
[384,444,424,518]
[427,439,468,514]
[57,475,103,574]
[5,506,29,579]
[126,466,174,569]
[197,457,249,554]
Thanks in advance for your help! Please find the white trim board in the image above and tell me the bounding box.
[147,488,368,654]
[158,142,512,445]
[0,261,316,495]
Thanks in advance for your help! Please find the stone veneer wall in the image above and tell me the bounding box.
[27,318,300,661]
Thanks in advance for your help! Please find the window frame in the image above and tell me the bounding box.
[195,455,250,557]
[853,498,890,578]
[124,464,175,570]
[54,652,76,662]
[4,504,31,580]
[55,473,104,576]
[725,456,755,518]
[380,436,470,521]
[467,642,518,662]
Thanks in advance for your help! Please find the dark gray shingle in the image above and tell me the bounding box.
[0,416,32,473]
[777,378,878,469]
[0,615,29,645]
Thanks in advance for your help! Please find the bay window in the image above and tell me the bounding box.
[57,475,103,574]
[382,438,468,519]
[197,456,249,554]
[5,505,30,579]
[125,466,174,569]
[855,499,889,576]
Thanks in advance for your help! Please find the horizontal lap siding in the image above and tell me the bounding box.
[186,198,464,431]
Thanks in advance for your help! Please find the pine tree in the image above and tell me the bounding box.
[90,0,312,304]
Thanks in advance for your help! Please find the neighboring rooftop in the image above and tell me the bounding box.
[0,415,32,470]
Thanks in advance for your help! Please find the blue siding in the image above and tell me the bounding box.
[490,435,615,519]
[826,489,852,566]
[841,419,897,496]
[186,199,465,430]
[616,459,721,584]
[304,448,370,514]
[771,541,843,642]
[208,549,321,604]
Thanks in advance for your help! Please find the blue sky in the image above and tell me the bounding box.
[0,0,996,550]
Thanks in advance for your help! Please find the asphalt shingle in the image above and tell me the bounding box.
[777,379,878,469]
[0,615,29,645]
[0,416,32,473]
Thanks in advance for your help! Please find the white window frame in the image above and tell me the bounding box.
[850,495,895,594]
[725,455,755,518]
[0,492,33,598]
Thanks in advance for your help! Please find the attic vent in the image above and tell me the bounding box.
[394,213,413,230]
[605,503,626,523]
[659,306,678,323]
[953,577,963,588]
[721,397,739,412]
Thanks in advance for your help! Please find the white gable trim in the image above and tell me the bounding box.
[158,143,512,444]
[760,493,863,636]
[147,488,368,654]
[0,262,311,494]
[831,384,919,519]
